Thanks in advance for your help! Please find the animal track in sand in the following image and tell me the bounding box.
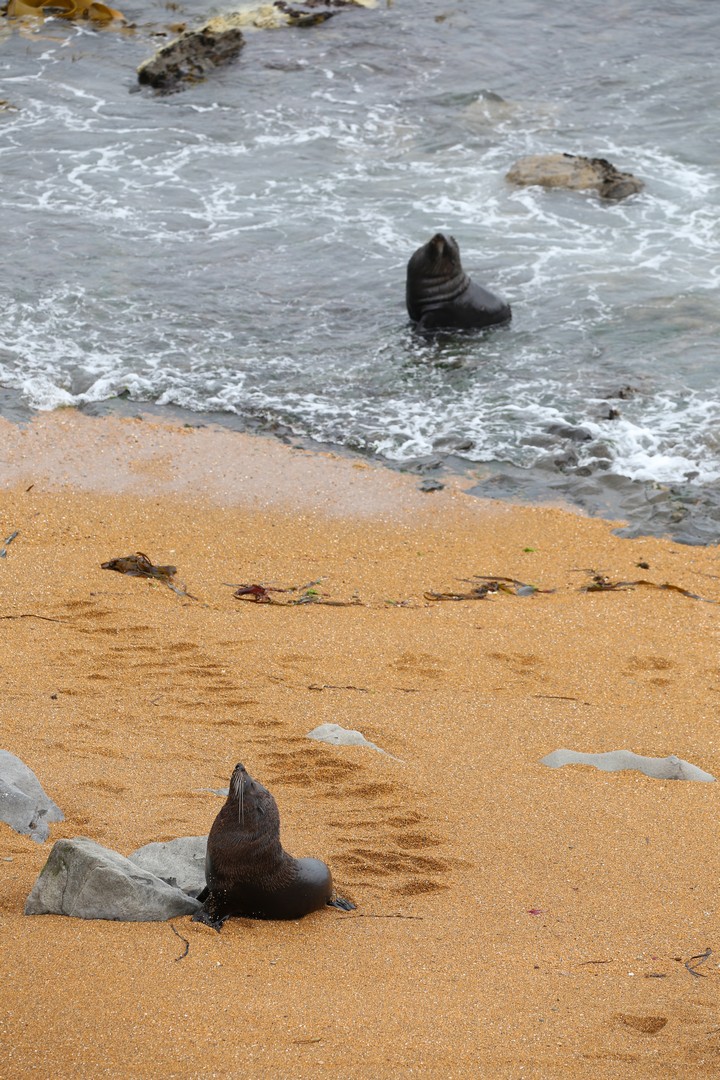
[625,655,673,672]
[82,779,126,795]
[623,655,674,686]
[388,651,444,680]
[487,651,543,677]
[263,743,362,787]
[615,1014,668,1035]
[257,738,452,899]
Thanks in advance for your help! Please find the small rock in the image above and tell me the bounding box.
[307,722,402,761]
[547,423,593,442]
[419,478,445,492]
[0,750,64,843]
[129,836,207,897]
[138,23,245,91]
[506,153,644,201]
[24,838,201,921]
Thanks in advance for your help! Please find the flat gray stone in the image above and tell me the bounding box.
[542,748,715,782]
[24,838,201,921]
[129,836,207,897]
[0,750,64,843]
[307,722,402,761]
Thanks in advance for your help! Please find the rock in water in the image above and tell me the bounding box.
[506,153,644,200]
[128,836,207,897]
[24,838,201,920]
[0,750,64,843]
[137,24,245,91]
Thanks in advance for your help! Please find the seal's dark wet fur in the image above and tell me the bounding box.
[406,233,511,332]
[193,762,352,929]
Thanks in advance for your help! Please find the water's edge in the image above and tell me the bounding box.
[5,389,710,545]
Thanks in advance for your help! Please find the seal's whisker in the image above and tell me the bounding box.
[230,766,245,826]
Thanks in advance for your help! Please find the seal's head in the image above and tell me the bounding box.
[227,762,280,837]
[406,233,469,322]
[409,233,462,278]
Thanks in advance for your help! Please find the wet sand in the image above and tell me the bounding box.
[1,410,719,1078]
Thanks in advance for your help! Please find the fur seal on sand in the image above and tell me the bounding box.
[406,233,511,332]
[193,762,354,929]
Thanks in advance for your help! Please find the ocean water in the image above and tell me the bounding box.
[2,0,719,541]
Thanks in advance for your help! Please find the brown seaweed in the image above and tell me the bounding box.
[6,0,124,22]
[580,571,716,602]
[232,581,361,607]
[101,552,195,599]
[233,584,280,603]
[685,948,712,978]
[426,574,552,602]
[101,552,177,580]
[425,583,499,602]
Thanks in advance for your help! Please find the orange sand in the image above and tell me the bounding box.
[1,411,719,1078]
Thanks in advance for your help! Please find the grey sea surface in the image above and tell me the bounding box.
[2,1,719,541]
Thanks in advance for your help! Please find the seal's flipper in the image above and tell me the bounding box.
[327,895,356,911]
[191,898,228,931]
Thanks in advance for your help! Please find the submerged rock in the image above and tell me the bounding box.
[128,836,207,897]
[542,748,715,782]
[0,750,64,843]
[137,23,245,91]
[231,0,376,30]
[24,838,201,920]
[506,153,644,201]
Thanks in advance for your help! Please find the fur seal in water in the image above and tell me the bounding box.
[406,233,511,332]
[193,762,354,929]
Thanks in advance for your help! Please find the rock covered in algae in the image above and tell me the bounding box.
[137,22,245,91]
[506,153,644,201]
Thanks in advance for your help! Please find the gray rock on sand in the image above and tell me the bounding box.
[129,836,207,897]
[307,722,402,761]
[542,748,715,782]
[506,153,644,201]
[0,750,64,843]
[24,838,201,921]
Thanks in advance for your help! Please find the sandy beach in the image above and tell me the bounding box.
[1,410,719,1078]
